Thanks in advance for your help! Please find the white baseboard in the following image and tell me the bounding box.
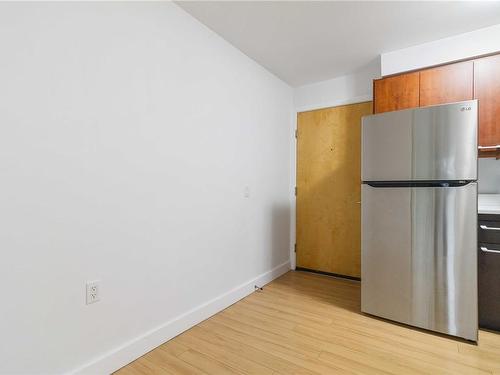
[70,260,291,375]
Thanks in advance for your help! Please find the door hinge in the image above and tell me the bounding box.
[294,243,297,253]
[295,129,298,139]
[294,186,297,196]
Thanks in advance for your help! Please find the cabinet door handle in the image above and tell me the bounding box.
[478,145,500,150]
[481,246,500,254]
[480,225,500,231]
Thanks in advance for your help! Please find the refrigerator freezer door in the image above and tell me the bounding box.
[361,182,478,341]
[362,100,478,182]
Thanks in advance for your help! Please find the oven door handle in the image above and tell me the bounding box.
[480,225,500,231]
[481,246,500,254]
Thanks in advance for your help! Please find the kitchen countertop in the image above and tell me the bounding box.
[478,194,500,215]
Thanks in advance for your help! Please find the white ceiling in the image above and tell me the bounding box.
[177,1,500,87]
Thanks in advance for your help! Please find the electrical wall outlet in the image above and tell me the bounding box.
[86,280,100,305]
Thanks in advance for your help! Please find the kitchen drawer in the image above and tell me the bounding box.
[479,242,500,331]
[479,221,500,244]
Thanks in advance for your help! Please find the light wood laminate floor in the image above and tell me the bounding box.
[115,271,500,374]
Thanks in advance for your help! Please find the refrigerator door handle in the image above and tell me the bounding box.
[478,145,500,150]
[481,246,500,254]
[480,225,500,231]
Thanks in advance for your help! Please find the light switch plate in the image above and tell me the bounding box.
[86,280,100,305]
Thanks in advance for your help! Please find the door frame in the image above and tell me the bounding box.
[290,96,372,271]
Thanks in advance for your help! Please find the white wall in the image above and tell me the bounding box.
[294,59,380,112]
[381,24,500,76]
[479,158,500,194]
[0,3,293,374]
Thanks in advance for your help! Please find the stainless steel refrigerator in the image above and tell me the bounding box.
[361,100,478,341]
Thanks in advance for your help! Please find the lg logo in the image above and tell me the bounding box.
[460,106,472,111]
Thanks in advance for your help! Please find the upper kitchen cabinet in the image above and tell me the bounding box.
[420,61,473,107]
[373,72,419,114]
[474,54,500,153]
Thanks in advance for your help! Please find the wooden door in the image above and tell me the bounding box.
[373,72,419,113]
[420,61,473,107]
[296,101,372,278]
[474,54,500,154]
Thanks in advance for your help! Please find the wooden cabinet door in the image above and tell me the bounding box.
[296,101,372,278]
[420,61,473,107]
[474,54,500,153]
[373,72,419,113]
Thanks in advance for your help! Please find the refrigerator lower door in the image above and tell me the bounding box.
[361,182,478,341]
